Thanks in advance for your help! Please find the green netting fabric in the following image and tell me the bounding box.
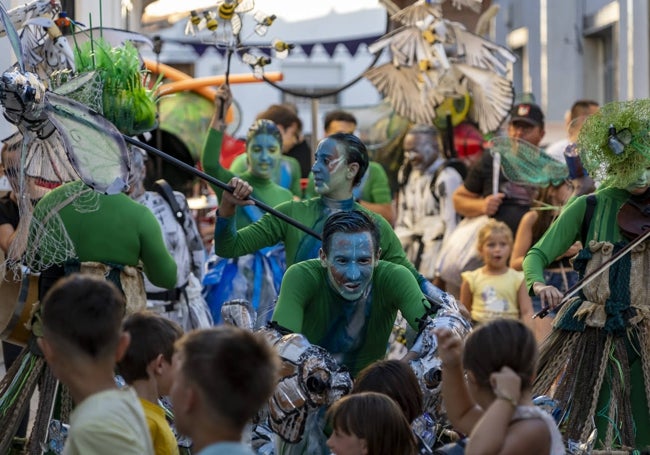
[490,136,568,187]
[22,184,100,272]
[50,70,104,115]
[578,99,650,189]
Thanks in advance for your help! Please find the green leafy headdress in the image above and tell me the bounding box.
[577,99,650,188]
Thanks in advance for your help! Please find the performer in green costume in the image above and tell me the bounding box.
[273,210,429,377]
[201,85,293,325]
[523,99,650,450]
[215,132,453,307]
[27,179,177,304]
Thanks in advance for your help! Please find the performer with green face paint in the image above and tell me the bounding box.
[201,85,293,326]
[523,99,650,451]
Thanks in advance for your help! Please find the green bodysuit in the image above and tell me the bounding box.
[30,180,177,289]
[202,129,294,227]
[214,195,427,287]
[272,259,429,376]
[523,186,650,449]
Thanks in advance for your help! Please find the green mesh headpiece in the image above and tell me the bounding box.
[577,99,650,188]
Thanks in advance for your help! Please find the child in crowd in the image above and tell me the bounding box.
[117,311,183,455]
[169,326,279,455]
[326,391,418,455]
[353,359,434,454]
[460,219,533,329]
[435,319,565,455]
[37,274,154,455]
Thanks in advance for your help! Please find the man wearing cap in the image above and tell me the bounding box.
[452,102,546,235]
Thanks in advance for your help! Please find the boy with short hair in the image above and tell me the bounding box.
[170,326,279,454]
[118,311,183,455]
[37,274,154,455]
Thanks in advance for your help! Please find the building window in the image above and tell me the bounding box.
[584,26,617,103]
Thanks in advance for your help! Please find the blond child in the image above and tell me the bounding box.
[37,274,154,455]
[460,219,533,330]
[117,311,183,455]
[435,319,565,455]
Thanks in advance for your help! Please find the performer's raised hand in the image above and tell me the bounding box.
[433,327,464,369]
[218,177,254,217]
[210,84,233,130]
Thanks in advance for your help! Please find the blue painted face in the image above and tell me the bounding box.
[320,231,378,301]
[247,133,281,179]
[312,138,350,198]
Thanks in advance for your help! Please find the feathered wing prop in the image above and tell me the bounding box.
[367,0,517,133]
[390,0,443,26]
[368,26,430,67]
[364,64,447,124]
[453,64,514,133]
[446,21,516,75]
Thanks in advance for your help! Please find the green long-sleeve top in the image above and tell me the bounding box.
[272,259,429,376]
[202,128,294,227]
[31,180,177,289]
[214,195,427,287]
[523,186,629,294]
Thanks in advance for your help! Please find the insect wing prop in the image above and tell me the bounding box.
[45,92,129,194]
[0,1,25,72]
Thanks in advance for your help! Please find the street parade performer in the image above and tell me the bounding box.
[201,85,293,325]
[523,99,650,450]
[214,128,457,310]
[0,17,176,451]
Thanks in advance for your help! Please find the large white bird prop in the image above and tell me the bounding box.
[367,0,516,133]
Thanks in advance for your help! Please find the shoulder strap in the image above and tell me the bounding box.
[153,179,186,229]
[581,194,597,244]
[431,158,468,201]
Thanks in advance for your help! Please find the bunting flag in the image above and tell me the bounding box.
[164,34,382,58]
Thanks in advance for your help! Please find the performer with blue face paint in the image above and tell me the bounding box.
[201,85,293,326]
[272,210,430,377]
[216,128,458,312]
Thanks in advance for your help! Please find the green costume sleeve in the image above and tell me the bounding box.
[201,128,234,199]
[137,207,178,289]
[361,162,392,203]
[523,187,629,294]
[214,203,289,259]
[271,261,316,333]
[229,153,247,174]
[388,264,430,329]
[523,196,586,294]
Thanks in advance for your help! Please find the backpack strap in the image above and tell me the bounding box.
[153,179,186,229]
[581,194,597,244]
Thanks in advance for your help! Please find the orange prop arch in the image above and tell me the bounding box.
[144,59,283,101]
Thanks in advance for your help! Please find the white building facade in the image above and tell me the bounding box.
[494,0,650,125]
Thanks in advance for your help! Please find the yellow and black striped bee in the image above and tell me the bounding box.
[216,0,253,36]
[242,52,271,79]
